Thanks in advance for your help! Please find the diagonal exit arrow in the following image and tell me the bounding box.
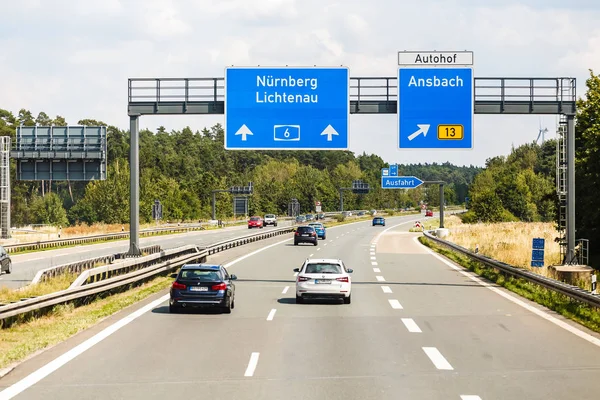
[407,124,430,141]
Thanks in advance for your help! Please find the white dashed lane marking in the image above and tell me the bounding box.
[388,299,403,309]
[381,286,392,293]
[282,286,289,294]
[244,352,260,377]
[401,318,422,332]
[376,276,385,282]
[422,347,453,370]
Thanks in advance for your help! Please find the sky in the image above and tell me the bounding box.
[1,0,599,167]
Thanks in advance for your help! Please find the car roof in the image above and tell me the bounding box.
[181,264,221,270]
[304,258,342,264]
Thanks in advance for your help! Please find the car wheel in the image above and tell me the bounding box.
[296,295,303,304]
[169,304,180,313]
[222,298,232,314]
[322,236,326,240]
[313,241,318,246]
[6,261,12,274]
[344,294,351,304]
[231,298,235,309]
[275,223,278,227]
[294,242,298,246]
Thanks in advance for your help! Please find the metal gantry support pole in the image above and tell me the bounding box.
[340,189,344,212]
[566,115,576,263]
[128,116,141,255]
[439,183,445,229]
[423,181,446,229]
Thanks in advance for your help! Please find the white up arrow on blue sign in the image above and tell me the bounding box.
[225,66,349,150]
[381,176,424,189]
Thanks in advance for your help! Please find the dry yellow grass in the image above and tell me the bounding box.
[440,215,561,276]
[0,272,80,304]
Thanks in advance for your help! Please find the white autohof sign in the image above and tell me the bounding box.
[398,51,474,66]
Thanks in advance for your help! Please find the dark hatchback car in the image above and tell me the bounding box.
[294,226,318,246]
[169,264,237,314]
[372,217,386,226]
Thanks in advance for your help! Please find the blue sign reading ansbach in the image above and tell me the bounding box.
[225,67,349,150]
[398,67,473,149]
[382,176,424,189]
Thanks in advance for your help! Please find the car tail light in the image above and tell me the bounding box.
[295,231,299,236]
[336,277,349,282]
[298,276,311,282]
[172,282,186,290]
[311,232,316,236]
[212,282,227,290]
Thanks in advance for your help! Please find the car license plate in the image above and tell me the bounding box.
[190,286,208,292]
[315,279,331,284]
[302,234,309,236]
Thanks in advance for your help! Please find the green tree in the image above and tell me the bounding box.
[30,193,69,226]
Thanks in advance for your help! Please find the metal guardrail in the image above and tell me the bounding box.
[0,225,295,327]
[3,225,208,254]
[423,230,600,309]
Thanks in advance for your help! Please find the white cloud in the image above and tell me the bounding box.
[0,0,599,166]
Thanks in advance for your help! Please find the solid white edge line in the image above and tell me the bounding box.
[0,293,170,400]
[422,347,453,370]
[373,268,381,273]
[244,352,260,377]
[282,286,289,294]
[414,236,600,348]
[388,299,403,309]
[266,309,277,321]
[381,286,392,293]
[401,318,422,333]
[376,275,385,282]
[460,396,482,400]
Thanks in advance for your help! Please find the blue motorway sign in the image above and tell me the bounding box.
[381,176,424,189]
[389,164,398,176]
[225,67,349,150]
[382,168,389,177]
[398,67,473,149]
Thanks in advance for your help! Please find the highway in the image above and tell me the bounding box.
[1,214,600,399]
[0,221,293,290]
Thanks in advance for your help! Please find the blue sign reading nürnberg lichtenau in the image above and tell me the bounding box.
[382,176,424,189]
[225,67,349,150]
[398,67,473,149]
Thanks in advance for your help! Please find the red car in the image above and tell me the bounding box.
[248,216,264,229]
[425,210,433,217]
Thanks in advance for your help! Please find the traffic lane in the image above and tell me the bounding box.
[372,230,600,399]
[0,232,294,387]
[0,232,301,399]
[244,217,480,399]
[1,223,289,289]
[1,218,402,399]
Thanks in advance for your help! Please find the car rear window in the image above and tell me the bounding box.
[180,269,222,280]
[309,224,323,228]
[250,217,260,221]
[297,226,315,233]
[265,214,275,218]
[305,263,342,274]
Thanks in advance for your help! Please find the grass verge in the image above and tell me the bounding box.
[0,273,80,305]
[0,275,172,370]
[418,236,600,334]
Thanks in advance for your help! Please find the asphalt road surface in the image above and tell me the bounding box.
[2,214,599,399]
[0,221,293,290]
